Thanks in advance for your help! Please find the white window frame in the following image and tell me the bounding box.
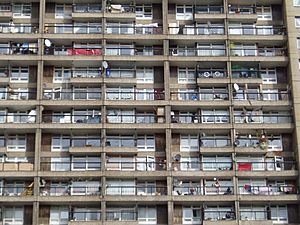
[106,22,134,35]
[137,135,155,151]
[180,135,199,152]
[12,3,31,18]
[50,206,69,225]
[136,88,154,100]
[73,87,101,100]
[7,135,26,152]
[257,6,272,21]
[178,68,196,84]
[202,155,232,171]
[106,157,135,171]
[10,67,29,83]
[55,4,72,19]
[3,207,24,225]
[106,180,135,195]
[51,135,70,152]
[183,206,201,224]
[54,67,71,83]
[271,205,288,224]
[176,5,193,20]
[294,0,300,6]
[136,5,153,19]
[180,157,200,171]
[261,68,277,84]
[138,206,157,224]
[296,17,300,28]
[71,181,100,196]
[136,67,154,83]
[268,135,283,151]
[106,86,134,100]
[71,156,101,171]
[201,109,229,123]
[51,157,70,171]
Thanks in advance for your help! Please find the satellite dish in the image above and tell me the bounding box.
[44,39,51,47]
[102,61,108,69]
[174,154,181,161]
[233,83,240,91]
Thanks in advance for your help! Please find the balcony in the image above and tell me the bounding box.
[44,47,102,56]
[106,160,167,172]
[173,186,233,196]
[106,210,137,222]
[106,185,167,196]
[44,24,102,34]
[105,46,164,57]
[170,91,229,102]
[228,26,286,36]
[173,161,233,172]
[105,4,135,19]
[69,211,101,224]
[0,45,38,59]
[233,90,291,103]
[0,113,36,124]
[42,90,101,101]
[0,184,33,197]
[170,47,226,57]
[171,114,230,124]
[106,114,160,124]
[106,25,163,35]
[0,160,34,172]
[42,113,101,124]
[40,185,101,197]
[228,5,257,21]
[238,185,298,196]
[169,26,225,36]
[0,90,36,101]
[230,47,287,58]
[40,160,101,173]
[0,24,38,34]
[236,161,296,172]
[105,90,165,101]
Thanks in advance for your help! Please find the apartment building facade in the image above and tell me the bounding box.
[0,0,300,224]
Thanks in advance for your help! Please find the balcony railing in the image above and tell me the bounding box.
[240,210,268,220]
[195,5,224,14]
[229,26,286,35]
[40,185,101,196]
[44,47,102,56]
[105,47,163,56]
[106,4,135,13]
[169,26,225,35]
[0,24,38,34]
[170,91,229,101]
[200,138,231,148]
[238,185,298,195]
[0,161,34,171]
[234,114,293,124]
[43,91,101,100]
[106,114,158,124]
[40,161,101,171]
[197,69,227,78]
[106,210,136,221]
[0,46,38,55]
[0,91,36,100]
[70,69,102,78]
[173,186,233,195]
[69,211,101,221]
[233,91,290,101]
[73,4,102,13]
[106,161,167,171]
[0,114,36,123]
[42,114,101,124]
[44,24,102,34]
[106,185,167,195]
[106,25,163,35]
[228,5,256,14]
[171,114,230,124]
[0,4,11,12]
[173,162,233,171]
[204,210,236,221]
[230,47,287,57]
[231,68,261,78]
[105,91,165,100]
[170,47,226,57]
[0,186,27,196]
[236,161,296,171]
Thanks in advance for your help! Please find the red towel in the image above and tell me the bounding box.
[238,163,252,171]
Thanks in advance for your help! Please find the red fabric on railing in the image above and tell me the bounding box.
[238,163,252,171]
[67,49,102,55]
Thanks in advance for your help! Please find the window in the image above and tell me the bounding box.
[7,135,26,152]
[204,206,234,221]
[271,205,288,223]
[50,206,69,225]
[137,135,155,151]
[136,156,155,171]
[106,87,134,100]
[240,206,266,220]
[106,157,135,171]
[180,157,200,171]
[178,68,196,84]
[55,4,72,19]
[137,181,156,195]
[197,43,226,56]
[71,181,100,196]
[136,5,153,19]
[257,6,272,20]
[107,109,135,123]
[180,135,198,152]
[109,67,135,78]
[268,136,283,151]
[106,208,136,221]
[136,88,154,100]
[106,22,134,35]
[297,38,300,49]
[72,136,101,147]
[3,207,24,225]
[0,136,5,147]
[176,5,193,20]
[73,87,101,100]
[183,206,201,224]
[13,4,31,18]
[4,181,25,196]
[106,44,134,56]
[74,22,101,34]
[136,67,154,83]
[51,136,70,152]
[106,135,135,147]
[201,110,229,123]
[296,17,300,28]
[72,109,101,124]
[54,67,71,83]
[73,67,101,78]
[10,67,29,83]
[106,180,135,195]
[72,207,101,221]
[138,206,157,224]
[201,134,230,148]
[261,69,277,84]
[72,156,101,171]
[295,0,300,6]
[202,156,232,171]
[51,157,70,171]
